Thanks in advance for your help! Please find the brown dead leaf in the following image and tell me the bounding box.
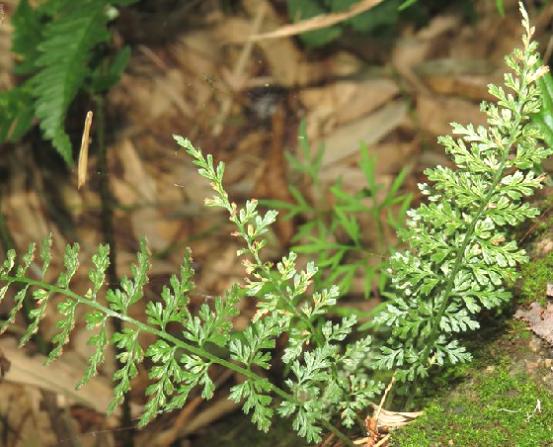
[416,94,486,137]
[199,245,244,293]
[415,58,498,101]
[0,346,10,380]
[254,106,295,245]
[0,338,140,417]
[110,139,181,252]
[6,180,50,248]
[319,100,408,168]
[0,382,58,447]
[370,404,423,430]
[516,302,553,346]
[221,1,363,87]
[300,78,399,134]
[40,390,82,447]
[392,15,461,94]
[213,2,267,136]
[179,397,240,437]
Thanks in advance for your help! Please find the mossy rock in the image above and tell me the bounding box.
[390,323,553,447]
[520,250,553,305]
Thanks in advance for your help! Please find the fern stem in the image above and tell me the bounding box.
[94,94,134,447]
[0,273,353,443]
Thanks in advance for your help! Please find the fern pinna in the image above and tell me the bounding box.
[373,4,552,382]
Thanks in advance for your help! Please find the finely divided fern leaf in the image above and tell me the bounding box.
[374,3,552,382]
[0,6,549,445]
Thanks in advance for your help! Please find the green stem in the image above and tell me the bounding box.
[1,273,352,444]
[94,94,134,447]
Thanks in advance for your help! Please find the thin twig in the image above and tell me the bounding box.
[247,0,382,41]
[77,111,93,190]
[212,2,267,136]
[375,374,396,425]
[374,433,391,447]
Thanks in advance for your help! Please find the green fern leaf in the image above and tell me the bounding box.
[77,313,108,389]
[30,0,110,164]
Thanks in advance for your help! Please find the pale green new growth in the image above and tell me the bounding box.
[0,5,549,445]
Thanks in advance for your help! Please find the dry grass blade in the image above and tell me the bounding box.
[77,110,93,190]
[247,0,383,41]
[363,374,395,446]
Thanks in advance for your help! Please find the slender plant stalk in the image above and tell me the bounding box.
[94,94,134,447]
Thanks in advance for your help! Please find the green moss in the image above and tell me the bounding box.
[505,319,532,341]
[520,251,553,305]
[390,363,553,447]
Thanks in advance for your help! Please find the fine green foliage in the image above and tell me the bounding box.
[373,4,551,382]
[0,137,383,444]
[0,0,135,164]
[0,5,550,445]
[533,69,553,148]
[177,136,383,441]
[265,121,411,297]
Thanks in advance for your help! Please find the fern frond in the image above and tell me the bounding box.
[373,3,552,382]
[31,0,110,163]
[109,327,144,413]
[2,0,138,162]
[77,310,108,388]
[1,9,548,444]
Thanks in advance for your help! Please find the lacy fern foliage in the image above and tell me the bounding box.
[0,4,550,445]
[0,140,383,444]
[374,5,551,382]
